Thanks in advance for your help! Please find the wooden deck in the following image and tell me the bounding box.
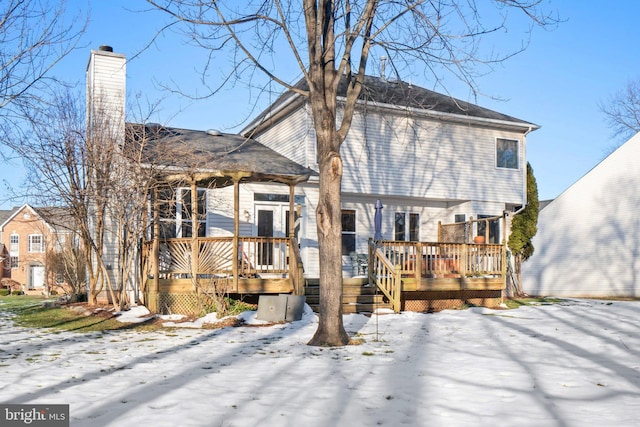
[141,236,303,314]
[368,239,506,312]
[140,235,506,315]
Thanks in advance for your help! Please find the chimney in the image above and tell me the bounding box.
[86,45,126,144]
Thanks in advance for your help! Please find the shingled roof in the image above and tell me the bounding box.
[244,74,537,133]
[127,124,316,185]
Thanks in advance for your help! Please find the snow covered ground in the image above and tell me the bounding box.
[1,299,639,426]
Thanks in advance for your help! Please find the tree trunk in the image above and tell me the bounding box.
[308,147,350,346]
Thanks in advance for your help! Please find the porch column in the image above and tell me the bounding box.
[233,177,240,292]
[288,184,295,238]
[191,180,199,284]
[151,186,160,312]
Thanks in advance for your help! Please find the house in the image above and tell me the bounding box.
[521,132,640,298]
[89,46,539,313]
[0,204,75,294]
[241,76,539,278]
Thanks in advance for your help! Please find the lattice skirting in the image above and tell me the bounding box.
[156,292,216,316]
[402,290,502,312]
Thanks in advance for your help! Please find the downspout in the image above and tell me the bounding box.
[511,125,534,217]
[503,125,534,288]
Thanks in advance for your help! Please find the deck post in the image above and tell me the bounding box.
[415,242,423,282]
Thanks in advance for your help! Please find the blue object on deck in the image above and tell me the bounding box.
[374,199,383,241]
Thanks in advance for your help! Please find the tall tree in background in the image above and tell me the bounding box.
[508,162,539,294]
[146,0,557,346]
[600,78,640,143]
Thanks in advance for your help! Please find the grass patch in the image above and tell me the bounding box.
[0,295,163,333]
[503,297,565,309]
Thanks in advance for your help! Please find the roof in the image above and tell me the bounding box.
[0,207,18,229]
[127,124,316,185]
[244,74,538,134]
[0,204,73,233]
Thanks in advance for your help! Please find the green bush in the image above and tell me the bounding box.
[0,289,10,296]
[50,290,58,296]
[11,290,23,296]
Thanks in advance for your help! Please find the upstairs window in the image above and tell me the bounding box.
[10,234,18,254]
[28,235,44,253]
[496,138,519,170]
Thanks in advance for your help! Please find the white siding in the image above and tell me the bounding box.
[340,110,525,203]
[86,48,126,142]
[522,132,640,297]
[251,107,313,168]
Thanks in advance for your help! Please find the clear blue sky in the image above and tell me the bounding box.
[2,0,639,207]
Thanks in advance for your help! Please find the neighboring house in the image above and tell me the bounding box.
[241,75,539,277]
[0,207,18,281]
[0,204,74,294]
[522,132,640,297]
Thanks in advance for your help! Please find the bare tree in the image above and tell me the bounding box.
[0,0,84,125]
[600,78,640,144]
[146,0,557,346]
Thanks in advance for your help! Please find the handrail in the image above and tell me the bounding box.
[368,239,402,313]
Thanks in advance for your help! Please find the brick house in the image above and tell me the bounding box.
[0,204,75,295]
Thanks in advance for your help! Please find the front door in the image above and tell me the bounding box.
[28,264,45,290]
[255,205,286,268]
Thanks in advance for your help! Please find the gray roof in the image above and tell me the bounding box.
[0,207,19,228]
[245,74,537,132]
[127,124,316,185]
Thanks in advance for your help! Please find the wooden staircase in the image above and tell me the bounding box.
[304,278,393,314]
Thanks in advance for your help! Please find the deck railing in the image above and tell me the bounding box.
[373,240,504,279]
[144,236,300,285]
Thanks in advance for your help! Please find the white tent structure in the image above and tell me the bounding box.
[522,132,640,297]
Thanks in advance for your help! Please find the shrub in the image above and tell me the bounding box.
[50,290,58,296]
[11,290,23,296]
[0,289,10,296]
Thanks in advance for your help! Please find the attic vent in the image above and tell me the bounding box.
[98,45,113,52]
[206,129,222,136]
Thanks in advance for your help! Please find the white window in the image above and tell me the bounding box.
[157,187,207,239]
[395,212,420,242]
[28,235,44,253]
[10,234,18,254]
[496,138,519,169]
[341,210,356,255]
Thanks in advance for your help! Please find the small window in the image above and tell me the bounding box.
[341,210,356,255]
[10,256,18,269]
[454,214,466,223]
[28,235,44,253]
[496,138,519,169]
